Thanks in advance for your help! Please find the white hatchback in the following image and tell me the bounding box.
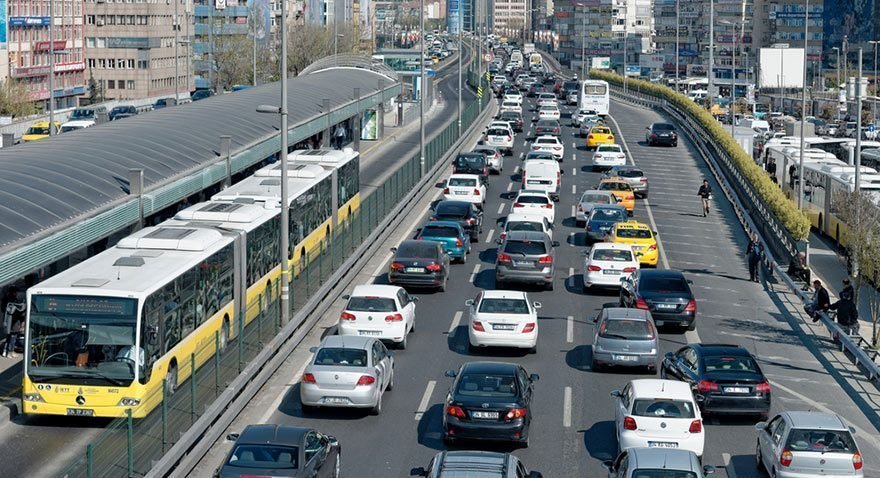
[537,105,560,121]
[500,211,553,242]
[582,242,639,290]
[536,93,558,109]
[484,125,515,156]
[503,93,523,105]
[612,379,705,458]
[592,144,627,170]
[512,189,555,224]
[531,135,565,160]
[338,284,418,349]
[466,290,541,351]
[444,174,486,207]
[572,109,598,127]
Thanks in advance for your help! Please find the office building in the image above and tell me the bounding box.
[192,0,249,90]
[493,0,528,40]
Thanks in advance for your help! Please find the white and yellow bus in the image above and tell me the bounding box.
[22,148,359,418]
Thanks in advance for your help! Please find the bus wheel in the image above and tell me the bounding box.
[165,362,178,395]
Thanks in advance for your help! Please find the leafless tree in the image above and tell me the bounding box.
[288,23,362,76]
[0,80,36,118]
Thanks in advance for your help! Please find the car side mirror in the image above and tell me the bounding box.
[703,465,716,475]
[653,231,658,236]
[445,369,457,378]
[412,297,420,302]
[226,433,240,441]
[849,426,857,434]
[552,241,560,247]
[754,422,767,431]
[694,393,705,403]
[687,279,694,284]
[390,247,397,253]
[533,302,542,309]
[465,299,474,307]
[342,294,350,300]
[581,250,589,256]
[411,467,428,477]
[529,373,540,382]
[309,346,318,353]
[610,390,621,398]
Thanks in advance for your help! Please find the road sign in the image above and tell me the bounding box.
[483,53,494,62]
[426,69,436,76]
[869,124,876,133]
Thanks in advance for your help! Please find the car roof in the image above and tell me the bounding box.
[432,450,514,477]
[630,379,694,399]
[628,448,699,471]
[461,361,520,375]
[504,230,548,241]
[591,242,635,251]
[602,307,650,320]
[582,190,615,198]
[615,221,650,231]
[350,284,403,298]
[481,290,528,300]
[784,411,848,430]
[236,424,309,447]
[436,200,473,210]
[691,343,750,357]
[638,269,686,279]
[506,211,548,222]
[320,335,374,349]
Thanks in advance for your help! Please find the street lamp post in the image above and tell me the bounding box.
[48,0,55,135]
[675,0,679,91]
[458,10,463,135]
[580,3,586,80]
[707,0,714,107]
[870,40,879,124]
[797,0,810,209]
[833,46,841,121]
[174,0,180,102]
[419,0,426,176]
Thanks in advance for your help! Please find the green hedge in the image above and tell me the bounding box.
[590,69,811,241]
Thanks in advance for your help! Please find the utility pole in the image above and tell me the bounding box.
[419,0,426,176]
[186,0,191,95]
[580,2,586,80]
[675,0,679,91]
[730,31,736,138]
[279,0,290,324]
[48,0,55,134]
[174,0,180,101]
[856,49,864,193]
[833,46,841,121]
[796,0,809,209]
[457,5,463,135]
[209,1,214,91]
[707,0,714,107]
[870,40,879,124]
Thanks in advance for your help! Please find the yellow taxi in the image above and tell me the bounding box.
[597,177,635,214]
[607,220,659,266]
[22,121,60,142]
[586,126,615,149]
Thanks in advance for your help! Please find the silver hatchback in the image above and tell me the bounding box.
[604,166,649,198]
[756,411,864,477]
[591,307,658,372]
[495,230,559,290]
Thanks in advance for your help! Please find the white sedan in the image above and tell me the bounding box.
[337,284,417,349]
[466,290,541,351]
[500,211,553,241]
[582,242,639,291]
[503,93,523,105]
[531,135,564,160]
[511,189,556,224]
[443,174,486,207]
[572,108,598,126]
[536,93,558,109]
[591,144,627,170]
[537,105,560,121]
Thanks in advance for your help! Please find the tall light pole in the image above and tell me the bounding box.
[457,4,463,135]
[186,0,191,95]
[419,0,426,176]
[209,2,214,91]
[870,40,879,124]
[48,0,55,134]
[855,49,864,191]
[278,0,292,324]
[707,0,714,107]
[580,2,586,80]
[833,46,841,121]
[797,0,810,209]
[623,20,628,93]
[174,0,180,101]
[675,0,679,91]
[720,19,742,137]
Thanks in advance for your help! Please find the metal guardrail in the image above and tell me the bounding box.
[608,84,880,387]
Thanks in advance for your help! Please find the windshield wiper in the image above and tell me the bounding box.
[601,333,631,340]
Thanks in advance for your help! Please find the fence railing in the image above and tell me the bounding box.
[56,79,488,478]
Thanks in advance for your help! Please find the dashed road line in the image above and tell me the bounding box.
[571,184,576,195]
[485,229,495,243]
[470,264,481,282]
[497,203,505,215]
[448,311,463,334]
[566,315,574,343]
[415,380,437,421]
[507,182,514,192]
[563,386,572,427]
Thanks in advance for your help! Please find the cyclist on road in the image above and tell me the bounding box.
[697,179,712,217]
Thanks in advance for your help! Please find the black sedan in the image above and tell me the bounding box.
[452,153,489,185]
[217,424,340,478]
[430,200,484,242]
[443,361,538,448]
[389,240,450,291]
[661,343,771,417]
[534,119,562,138]
[646,122,678,146]
[620,270,697,330]
[498,110,524,132]
[527,83,547,97]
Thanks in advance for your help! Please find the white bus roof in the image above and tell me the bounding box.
[167,201,279,233]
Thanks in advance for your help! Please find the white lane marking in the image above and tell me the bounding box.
[485,229,495,243]
[685,329,702,344]
[370,252,394,279]
[262,360,310,422]
[507,182,514,192]
[566,315,574,343]
[572,167,577,176]
[497,203,506,215]
[514,165,520,174]
[571,184,576,195]
[570,205,576,218]
[571,142,576,150]
[563,386,572,427]
[448,311,463,334]
[568,267,576,288]
[722,453,738,478]
[606,113,670,270]
[415,380,437,421]
[522,139,528,147]
[470,264,481,283]
[568,232,575,246]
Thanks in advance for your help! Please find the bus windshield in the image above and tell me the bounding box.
[27,295,139,386]
[583,84,607,95]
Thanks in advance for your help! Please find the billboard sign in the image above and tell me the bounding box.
[247,0,271,45]
[0,0,6,49]
[591,57,611,69]
[447,0,460,35]
[9,16,49,27]
[625,65,641,77]
[758,47,805,88]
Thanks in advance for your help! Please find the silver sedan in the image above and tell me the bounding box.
[300,335,394,415]
[591,307,658,372]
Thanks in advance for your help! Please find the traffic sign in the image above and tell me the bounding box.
[483,53,494,62]
[426,69,436,76]
[869,124,876,133]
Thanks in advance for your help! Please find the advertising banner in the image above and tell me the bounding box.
[591,57,611,69]
[361,110,378,140]
[247,0,271,45]
[0,0,6,49]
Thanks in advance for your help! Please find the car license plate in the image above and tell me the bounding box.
[455,191,467,195]
[600,226,610,231]
[512,260,532,267]
[471,411,499,419]
[492,324,516,331]
[603,270,621,275]
[325,397,348,404]
[67,408,94,417]
[655,303,677,310]
[359,330,382,336]
[724,387,750,394]
[405,267,425,273]
[654,321,665,326]
[648,441,678,448]
[613,354,638,362]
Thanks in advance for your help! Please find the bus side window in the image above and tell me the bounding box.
[179,268,198,336]
[140,308,160,384]
[161,283,181,353]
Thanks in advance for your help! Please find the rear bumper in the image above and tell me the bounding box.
[469,328,538,349]
[619,431,704,457]
[300,384,377,408]
[650,311,695,328]
[584,271,629,288]
[496,267,553,285]
[445,417,528,443]
[592,350,657,367]
[701,395,770,415]
[388,271,445,287]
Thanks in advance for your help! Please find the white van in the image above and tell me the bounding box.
[739,118,771,135]
[60,119,96,133]
[521,158,561,201]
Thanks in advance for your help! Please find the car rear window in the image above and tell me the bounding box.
[582,193,611,204]
[614,169,644,179]
[539,105,556,111]
[504,240,547,255]
[653,123,675,131]
[314,347,368,367]
[347,296,397,312]
[507,221,543,233]
[600,319,653,340]
[455,155,484,168]
[641,276,689,293]
[632,399,696,418]
[517,195,549,204]
[592,249,634,262]
[457,373,518,398]
[448,177,477,187]
[616,228,652,239]
[599,182,632,191]
[631,471,696,478]
[228,444,298,469]
[702,355,759,373]
[478,298,529,314]
[597,145,620,152]
[785,429,857,453]
[536,138,556,145]
[591,208,626,222]
[396,242,438,258]
[422,226,460,238]
[436,202,470,216]
[487,128,510,136]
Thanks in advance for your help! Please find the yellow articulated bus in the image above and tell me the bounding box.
[23,148,360,418]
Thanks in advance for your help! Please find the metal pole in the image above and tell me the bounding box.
[835,47,841,121]
[48,0,55,134]
[708,0,714,107]
[623,21,628,93]
[175,0,180,101]
[843,35,849,93]
[730,32,736,138]
[280,0,290,324]
[186,0,191,95]
[797,0,809,209]
[675,0,679,90]
[209,1,214,91]
[419,0,426,176]
[253,19,257,86]
[856,48,863,192]
[458,9,463,135]
[871,41,879,124]
[580,3,585,80]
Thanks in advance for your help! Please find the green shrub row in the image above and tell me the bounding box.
[589,69,811,241]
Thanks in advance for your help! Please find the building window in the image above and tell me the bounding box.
[118,81,125,90]
[87,58,96,68]
[86,37,95,48]
[108,80,115,89]
[97,37,106,48]
[138,60,148,69]
[98,58,106,68]
[127,59,134,68]
[108,58,116,68]
[86,15,95,25]
[127,80,135,89]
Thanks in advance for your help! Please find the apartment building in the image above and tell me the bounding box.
[493,0,528,38]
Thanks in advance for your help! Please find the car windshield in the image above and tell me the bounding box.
[785,429,857,453]
[421,226,460,238]
[347,296,396,312]
[457,373,518,397]
[641,276,689,293]
[314,347,368,366]
[631,470,696,478]
[613,169,644,179]
[478,298,529,314]
[227,444,298,470]
[582,193,611,204]
[517,195,549,204]
[632,399,696,418]
[26,126,50,135]
[601,319,652,340]
[448,177,477,187]
[70,109,95,120]
[591,209,626,222]
[652,124,675,131]
[507,221,543,233]
[500,113,519,120]
[504,240,547,255]
[703,355,759,373]
[617,228,652,239]
[396,242,437,258]
[592,249,633,262]
[599,182,631,191]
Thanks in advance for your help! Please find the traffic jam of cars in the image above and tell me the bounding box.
[217,43,868,478]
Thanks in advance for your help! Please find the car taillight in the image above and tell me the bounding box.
[522,323,536,333]
[447,404,467,418]
[497,253,512,264]
[688,419,702,433]
[625,195,634,201]
[586,223,592,231]
[646,321,656,339]
[623,267,637,273]
[499,232,507,240]
[553,128,559,133]
[648,244,657,251]
[756,381,771,393]
[635,298,649,310]
[780,450,793,467]
[697,380,719,393]
[623,416,637,430]
[484,135,489,141]
[472,320,485,332]
[538,255,552,265]
[483,166,488,175]
[543,203,553,209]
[340,312,356,321]
[356,375,376,386]
[588,134,594,139]
[594,154,603,159]
[302,373,316,384]
[390,262,405,271]
[587,265,601,272]
[578,205,583,211]
[455,238,463,247]
[443,187,450,194]
[853,452,863,470]
[513,202,523,208]
[553,146,561,150]
[505,407,527,420]
[640,178,648,182]
[473,188,481,196]
[685,299,697,313]
[507,136,512,141]
[426,262,442,272]
[532,145,540,150]
[610,135,615,140]
[651,133,657,139]
[385,313,404,322]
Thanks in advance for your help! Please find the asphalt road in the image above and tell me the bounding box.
[235,93,880,477]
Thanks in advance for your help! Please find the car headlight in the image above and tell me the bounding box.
[23,393,45,403]
[118,398,141,407]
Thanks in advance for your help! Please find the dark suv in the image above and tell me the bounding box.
[646,122,678,146]
[495,230,559,290]
[414,451,543,478]
[453,153,489,185]
[620,270,696,330]
[498,110,524,132]
[430,200,484,242]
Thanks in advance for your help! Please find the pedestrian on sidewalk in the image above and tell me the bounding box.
[808,280,831,322]
[2,290,24,358]
[840,277,854,301]
[829,291,859,335]
[697,180,712,217]
[787,252,810,287]
[746,234,763,282]
[766,158,778,184]
[333,124,346,150]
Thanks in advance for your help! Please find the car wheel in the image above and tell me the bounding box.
[647,364,657,375]
[438,276,447,293]
[370,390,383,415]
[755,441,765,471]
[673,142,678,147]
[460,252,467,264]
[545,280,554,291]
[659,367,668,379]
[443,433,456,446]
[591,358,603,373]
[387,367,395,391]
[686,321,697,331]
[398,334,408,350]
[519,436,530,449]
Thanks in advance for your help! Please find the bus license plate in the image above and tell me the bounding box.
[67,408,95,417]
